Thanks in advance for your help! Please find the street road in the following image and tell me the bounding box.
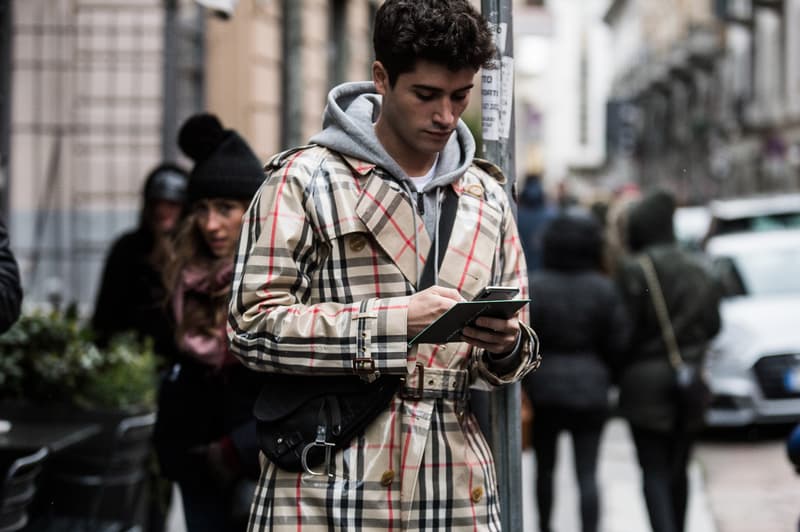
[520,419,800,532]
[696,426,800,532]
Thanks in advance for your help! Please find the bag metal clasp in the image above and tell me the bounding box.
[301,424,335,477]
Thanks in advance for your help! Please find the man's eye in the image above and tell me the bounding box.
[415,92,435,102]
[452,92,468,102]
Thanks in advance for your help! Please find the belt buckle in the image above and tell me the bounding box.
[403,362,425,400]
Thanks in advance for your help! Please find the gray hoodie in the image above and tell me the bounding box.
[310,81,476,239]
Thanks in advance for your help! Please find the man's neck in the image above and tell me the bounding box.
[374,120,438,177]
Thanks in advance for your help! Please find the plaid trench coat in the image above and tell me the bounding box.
[228,145,540,531]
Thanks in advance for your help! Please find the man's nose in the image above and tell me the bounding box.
[433,99,455,127]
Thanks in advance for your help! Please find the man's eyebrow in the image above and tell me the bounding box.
[411,83,474,92]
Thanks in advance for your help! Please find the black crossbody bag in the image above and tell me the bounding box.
[254,187,458,474]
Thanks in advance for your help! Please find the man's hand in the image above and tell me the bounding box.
[461,314,520,355]
[407,285,463,338]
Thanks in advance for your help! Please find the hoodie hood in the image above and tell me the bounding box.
[310,81,476,191]
[626,188,677,252]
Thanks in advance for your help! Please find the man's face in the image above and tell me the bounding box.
[374,59,476,167]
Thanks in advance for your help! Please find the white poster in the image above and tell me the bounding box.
[481,64,501,141]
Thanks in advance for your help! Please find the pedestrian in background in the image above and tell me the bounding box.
[227,0,541,529]
[0,216,22,333]
[91,163,188,532]
[614,189,721,532]
[92,163,188,352]
[524,209,631,532]
[516,174,557,273]
[153,113,263,532]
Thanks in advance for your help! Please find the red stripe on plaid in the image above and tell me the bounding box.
[281,305,360,319]
[456,202,486,292]
[468,468,478,532]
[362,188,425,264]
[386,398,398,530]
[399,400,420,480]
[448,245,492,273]
[267,150,304,286]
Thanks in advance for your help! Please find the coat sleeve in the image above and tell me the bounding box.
[0,218,22,333]
[472,187,541,387]
[227,154,411,376]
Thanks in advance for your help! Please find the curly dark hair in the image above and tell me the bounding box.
[373,0,496,86]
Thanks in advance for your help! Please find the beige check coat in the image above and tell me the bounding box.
[228,145,540,531]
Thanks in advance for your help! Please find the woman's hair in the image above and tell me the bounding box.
[162,201,247,343]
[373,0,496,86]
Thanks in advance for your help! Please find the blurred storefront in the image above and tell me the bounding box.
[0,0,377,311]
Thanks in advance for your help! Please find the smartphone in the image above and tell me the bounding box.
[472,285,520,302]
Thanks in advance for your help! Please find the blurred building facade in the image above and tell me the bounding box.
[514,0,613,200]
[604,0,800,204]
[0,0,377,311]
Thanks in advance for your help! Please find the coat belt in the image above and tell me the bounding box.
[399,363,470,402]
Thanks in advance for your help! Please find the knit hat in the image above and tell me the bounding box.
[626,188,677,252]
[177,113,265,204]
[143,163,188,203]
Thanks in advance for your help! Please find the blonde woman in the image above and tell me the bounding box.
[154,113,264,532]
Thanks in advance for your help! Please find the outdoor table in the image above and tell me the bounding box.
[0,419,101,455]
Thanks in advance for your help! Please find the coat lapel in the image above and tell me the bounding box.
[435,178,503,299]
[355,171,431,287]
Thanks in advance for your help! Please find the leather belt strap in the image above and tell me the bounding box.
[399,363,470,402]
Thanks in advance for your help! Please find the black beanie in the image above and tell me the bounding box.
[177,113,265,204]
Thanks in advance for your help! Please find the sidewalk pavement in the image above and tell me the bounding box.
[521,418,718,532]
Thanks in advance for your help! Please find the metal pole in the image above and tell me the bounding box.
[480,1,522,530]
[281,0,303,149]
[162,0,178,161]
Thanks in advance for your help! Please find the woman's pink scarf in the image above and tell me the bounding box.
[172,261,235,368]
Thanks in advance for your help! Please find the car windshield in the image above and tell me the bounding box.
[715,212,800,236]
[728,246,800,296]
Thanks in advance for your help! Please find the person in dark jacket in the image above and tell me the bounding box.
[516,174,557,272]
[614,189,721,532]
[92,163,188,352]
[153,113,263,532]
[0,217,22,333]
[523,209,631,532]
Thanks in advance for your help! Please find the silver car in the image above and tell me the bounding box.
[705,229,800,427]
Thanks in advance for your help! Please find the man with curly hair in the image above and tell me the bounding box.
[229,1,540,529]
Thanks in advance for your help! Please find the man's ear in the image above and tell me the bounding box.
[372,61,388,95]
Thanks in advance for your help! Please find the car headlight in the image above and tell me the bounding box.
[707,321,756,368]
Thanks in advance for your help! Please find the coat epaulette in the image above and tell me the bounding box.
[263,144,317,171]
[471,158,507,185]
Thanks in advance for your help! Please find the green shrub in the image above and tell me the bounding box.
[0,305,158,411]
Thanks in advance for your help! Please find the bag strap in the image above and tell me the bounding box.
[637,254,683,369]
[418,186,458,290]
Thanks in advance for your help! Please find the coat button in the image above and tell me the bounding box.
[349,235,367,252]
[380,470,395,487]
[465,184,484,198]
[471,486,484,503]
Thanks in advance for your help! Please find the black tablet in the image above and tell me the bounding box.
[407,298,530,346]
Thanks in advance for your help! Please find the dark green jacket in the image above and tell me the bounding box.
[615,244,721,432]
